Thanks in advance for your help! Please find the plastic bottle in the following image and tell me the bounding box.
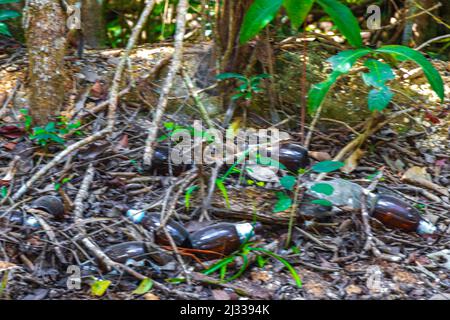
[305,179,436,235]
[103,241,147,264]
[141,213,192,247]
[371,194,436,235]
[277,143,310,172]
[190,222,262,259]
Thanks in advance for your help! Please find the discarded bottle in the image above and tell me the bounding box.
[143,213,192,247]
[190,222,263,259]
[298,194,334,222]
[305,179,369,209]
[3,211,40,228]
[371,194,436,235]
[31,195,65,219]
[305,179,436,235]
[147,146,191,175]
[103,241,147,264]
[277,143,310,173]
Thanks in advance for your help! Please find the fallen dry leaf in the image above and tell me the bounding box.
[345,285,363,295]
[143,292,160,300]
[341,148,364,174]
[402,166,449,196]
[0,261,18,272]
[308,151,331,162]
[211,289,231,300]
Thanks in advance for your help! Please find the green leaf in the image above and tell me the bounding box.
[0,10,20,21]
[362,59,395,88]
[185,185,199,210]
[376,45,444,101]
[307,71,340,113]
[311,199,333,207]
[239,0,283,44]
[315,0,363,48]
[311,183,334,196]
[280,175,296,191]
[0,1,20,4]
[215,179,230,209]
[368,86,393,111]
[1,186,7,198]
[248,247,302,287]
[0,22,11,36]
[273,192,292,212]
[327,49,372,73]
[132,278,153,295]
[91,279,111,297]
[283,0,315,29]
[216,73,248,82]
[311,160,344,173]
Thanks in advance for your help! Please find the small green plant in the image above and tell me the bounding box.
[273,160,344,213]
[202,242,302,288]
[0,0,20,37]
[307,47,444,113]
[216,73,270,101]
[54,176,73,191]
[28,117,82,147]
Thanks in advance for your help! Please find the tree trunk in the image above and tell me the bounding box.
[81,0,106,48]
[26,0,67,125]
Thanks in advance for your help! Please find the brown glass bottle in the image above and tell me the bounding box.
[278,143,309,173]
[142,213,192,247]
[103,242,147,264]
[190,222,263,259]
[371,194,436,234]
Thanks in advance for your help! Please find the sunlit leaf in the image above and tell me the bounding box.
[376,45,444,101]
[91,279,111,297]
[311,183,334,196]
[280,175,296,191]
[283,0,315,29]
[368,86,394,111]
[240,0,283,44]
[132,278,153,295]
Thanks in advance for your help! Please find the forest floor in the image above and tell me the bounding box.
[0,39,449,300]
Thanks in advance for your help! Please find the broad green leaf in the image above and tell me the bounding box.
[185,185,199,210]
[239,0,283,44]
[216,73,248,82]
[362,59,395,88]
[311,160,344,173]
[311,183,334,196]
[0,1,20,4]
[280,175,296,191]
[283,0,315,29]
[376,45,444,101]
[273,192,292,212]
[1,186,7,198]
[216,179,230,209]
[311,199,333,206]
[0,10,20,21]
[0,22,11,36]
[132,278,153,295]
[368,87,393,111]
[307,71,340,113]
[316,0,363,48]
[91,279,111,297]
[327,49,372,73]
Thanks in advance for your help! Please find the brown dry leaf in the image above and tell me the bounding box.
[341,148,364,174]
[392,270,418,284]
[345,285,363,295]
[250,270,272,282]
[211,289,231,300]
[143,292,160,300]
[0,261,18,272]
[308,151,331,162]
[402,166,449,196]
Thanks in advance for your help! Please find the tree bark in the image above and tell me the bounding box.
[26,0,67,125]
[81,0,106,48]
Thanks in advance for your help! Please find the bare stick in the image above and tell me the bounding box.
[12,0,157,200]
[143,0,189,166]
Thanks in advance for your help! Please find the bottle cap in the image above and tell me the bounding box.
[235,222,262,243]
[417,219,437,235]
